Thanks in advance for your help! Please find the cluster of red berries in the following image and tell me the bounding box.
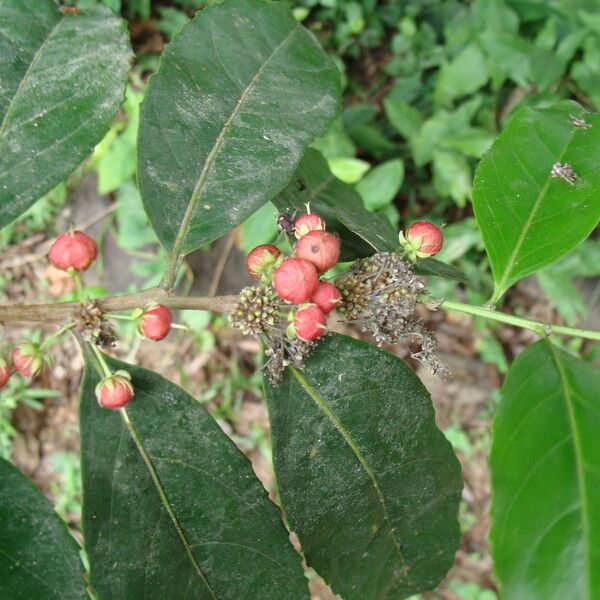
[1,230,175,410]
[245,213,342,341]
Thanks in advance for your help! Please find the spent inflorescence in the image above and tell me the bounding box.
[230,211,449,382]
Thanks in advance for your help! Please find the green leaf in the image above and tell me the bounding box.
[348,125,399,158]
[435,44,488,105]
[383,98,423,140]
[81,356,308,599]
[115,180,158,251]
[480,32,532,88]
[265,335,462,600]
[490,339,600,599]
[311,116,356,159]
[0,458,88,599]
[0,0,131,230]
[438,128,495,159]
[328,157,371,183]
[472,101,600,303]
[273,149,398,261]
[538,239,600,325]
[432,150,472,207]
[412,99,482,167]
[356,159,404,211]
[473,0,519,34]
[572,36,600,110]
[138,0,340,256]
[94,86,143,194]
[241,201,278,253]
[413,257,467,282]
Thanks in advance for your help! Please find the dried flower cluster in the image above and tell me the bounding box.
[230,214,448,383]
[230,284,316,382]
[337,252,449,379]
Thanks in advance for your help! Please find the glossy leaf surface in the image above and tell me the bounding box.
[0,458,87,599]
[265,335,462,600]
[138,0,340,256]
[273,148,397,261]
[491,339,600,599]
[413,257,467,282]
[81,356,308,600]
[472,101,600,302]
[0,0,131,229]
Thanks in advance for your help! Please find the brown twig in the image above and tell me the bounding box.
[0,287,238,324]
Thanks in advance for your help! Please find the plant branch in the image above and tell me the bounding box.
[0,287,237,324]
[435,298,600,342]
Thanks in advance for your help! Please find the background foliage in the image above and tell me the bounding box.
[1,1,600,599]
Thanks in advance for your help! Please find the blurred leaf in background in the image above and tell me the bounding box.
[538,240,600,326]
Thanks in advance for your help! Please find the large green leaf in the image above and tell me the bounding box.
[81,356,308,600]
[490,339,600,599]
[0,0,131,230]
[0,458,88,599]
[413,257,467,282]
[472,101,600,303]
[265,335,462,600]
[273,148,398,261]
[138,0,340,256]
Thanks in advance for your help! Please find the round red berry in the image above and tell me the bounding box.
[95,371,134,409]
[294,213,326,239]
[0,356,11,389]
[310,281,341,314]
[295,231,340,273]
[294,304,326,341]
[11,343,47,378]
[48,230,98,272]
[273,258,319,304]
[403,221,443,257]
[245,244,281,281]
[138,304,172,341]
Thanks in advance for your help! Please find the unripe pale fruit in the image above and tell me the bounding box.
[310,281,341,314]
[294,304,327,340]
[245,244,281,281]
[11,343,49,378]
[273,258,320,304]
[295,231,340,273]
[400,221,444,259]
[95,370,134,409]
[138,304,172,341]
[0,356,10,389]
[294,213,326,239]
[48,230,98,272]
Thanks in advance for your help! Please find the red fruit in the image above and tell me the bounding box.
[0,356,10,388]
[310,281,341,314]
[48,230,98,272]
[294,213,326,239]
[95,370,134,409]
[11,343,49,378]
[295,231,340,273]
[245,244,281,281]
[273,258,319,304]
[138,304,172,341]
[401,221,444,258]
[294,305,327,341]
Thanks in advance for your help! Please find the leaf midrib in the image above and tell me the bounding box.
[290,367,407,568]
[0,9,64,140]
[546,341,592,600]
[120,408,218,599]
[168,22,301,260]
[491,126,577,302]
